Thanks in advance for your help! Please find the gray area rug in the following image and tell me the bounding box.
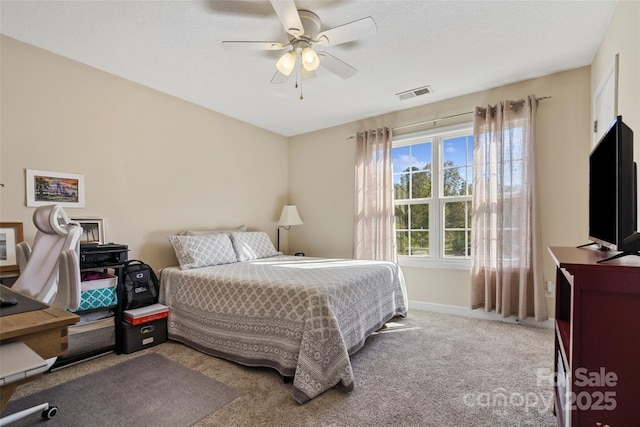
[2,352,240,426]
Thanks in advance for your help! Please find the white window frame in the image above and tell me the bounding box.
[393,122,473,270]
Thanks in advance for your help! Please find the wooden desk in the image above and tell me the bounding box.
[0,289,79,411]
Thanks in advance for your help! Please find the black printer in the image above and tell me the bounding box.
[80,243,129,269]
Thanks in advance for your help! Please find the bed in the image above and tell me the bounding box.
[160,230,408,403]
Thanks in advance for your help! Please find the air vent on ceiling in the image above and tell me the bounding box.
[396,85,433,101]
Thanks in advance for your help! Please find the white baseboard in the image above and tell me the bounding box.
[408,300,554,329]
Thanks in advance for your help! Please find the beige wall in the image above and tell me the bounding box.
[288,68,593,317]
[591,0,640,216]
[0,36,289,270]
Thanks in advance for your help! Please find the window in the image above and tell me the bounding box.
[392,123,473,266]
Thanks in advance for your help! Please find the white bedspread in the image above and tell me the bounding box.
[159,255,408,402]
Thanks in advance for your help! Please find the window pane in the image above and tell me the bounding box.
[444,230,467,257]
[467,201,472,227]
[443,135,473,197]
[411,142,432,168]
[394,173,409,199]
[411,171,431,198]
[443,136,467,167]
[410,231,429,256]
[444,201,466,228]
[410,203,429,229]
[442,166,466,196]
[396,231,409,255]
[395,205,408,229]
[392,146,410,174]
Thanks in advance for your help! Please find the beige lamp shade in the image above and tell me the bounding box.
[278,205,303,226]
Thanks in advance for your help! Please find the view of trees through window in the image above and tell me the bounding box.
[393,130,473,260]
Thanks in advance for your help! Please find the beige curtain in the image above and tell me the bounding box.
[471,95,548,321]
[354,127,396,261]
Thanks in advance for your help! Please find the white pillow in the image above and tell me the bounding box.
[230,231,280,262]
[168,233,237,270]
[177,225,247,236]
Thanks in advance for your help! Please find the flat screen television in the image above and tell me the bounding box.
[588,115,640,259]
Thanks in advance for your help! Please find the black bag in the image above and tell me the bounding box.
[121,260,159,310]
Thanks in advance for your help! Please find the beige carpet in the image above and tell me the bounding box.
[8,310,557,426]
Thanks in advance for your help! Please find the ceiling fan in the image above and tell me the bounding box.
[222,0,377,84]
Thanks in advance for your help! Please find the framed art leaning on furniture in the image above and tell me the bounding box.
[0,222,23,273]
[72,218,105,244]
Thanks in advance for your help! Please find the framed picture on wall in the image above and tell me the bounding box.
[72,218,105,245]
[26,169,85,208]
[0,222,24,272]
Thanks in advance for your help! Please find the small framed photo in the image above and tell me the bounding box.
[26,169,85,208]
[72,218,105,244]
[0,222,24,272]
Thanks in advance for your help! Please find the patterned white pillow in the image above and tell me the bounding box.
[168,234,237,270]
[230,231,280,262]
[177,225,247,236]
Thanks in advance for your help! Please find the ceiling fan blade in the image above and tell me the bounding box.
[222,41,286,51]
[315,16,377,46]
[318,52,358,79]
[270,0,304,37]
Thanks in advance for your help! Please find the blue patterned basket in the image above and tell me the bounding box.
[71,273,118,312]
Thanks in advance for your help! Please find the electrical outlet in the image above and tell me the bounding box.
[545,280,554,296]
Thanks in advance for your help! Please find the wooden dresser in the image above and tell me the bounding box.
[549,246,640,427]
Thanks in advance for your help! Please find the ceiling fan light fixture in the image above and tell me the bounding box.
[301,47,320,71]
[276,50,297,76]
[224,2,375,87]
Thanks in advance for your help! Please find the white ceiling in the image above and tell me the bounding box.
[0,0,618,137]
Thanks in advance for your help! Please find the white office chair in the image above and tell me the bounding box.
[1,205,82,426]
[12,204,82,311]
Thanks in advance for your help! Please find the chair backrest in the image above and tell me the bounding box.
[16,241,32,273]
[12,205,82,309]
[57,249,81,311]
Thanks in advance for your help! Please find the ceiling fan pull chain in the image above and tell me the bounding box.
[295,53,300,89]
[298,58,304,100]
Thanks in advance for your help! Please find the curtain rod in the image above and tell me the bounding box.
[347,95,551,139]
[393,110,474,132]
